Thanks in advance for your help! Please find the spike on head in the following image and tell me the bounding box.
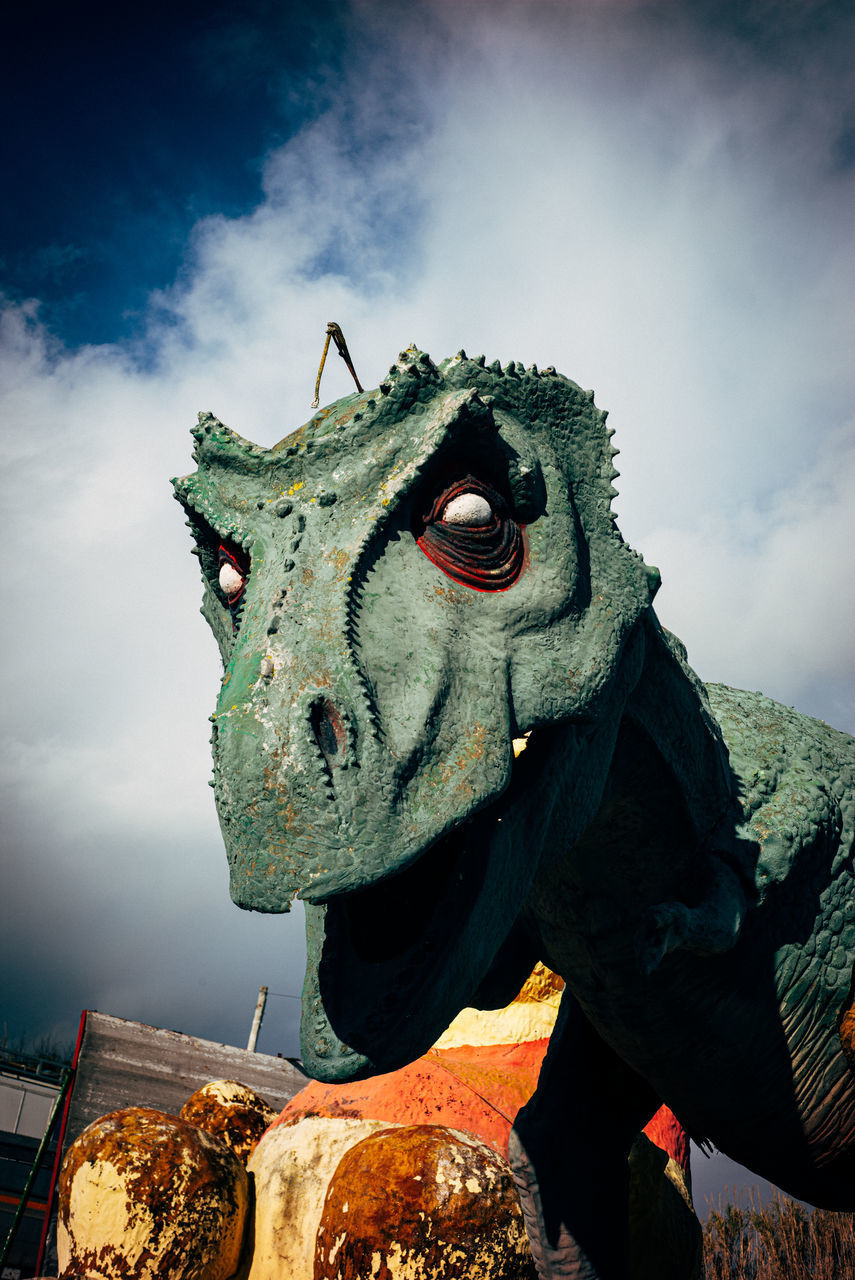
[645,563,662,598]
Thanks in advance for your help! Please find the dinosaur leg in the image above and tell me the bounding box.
[509,989,658,1280]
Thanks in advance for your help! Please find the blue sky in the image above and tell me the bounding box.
[2,0,350,344]
[1,0,854,1213]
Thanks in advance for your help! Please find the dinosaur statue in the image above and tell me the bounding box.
[173,348,855,1280]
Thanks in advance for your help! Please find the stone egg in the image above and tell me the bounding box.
[57,1106,248,1280]
[181,1079,278,1165]
[247,1115,392,1280]
[314,1124,536,1280]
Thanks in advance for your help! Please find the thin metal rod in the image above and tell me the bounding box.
[247,984,268,1052]
[311,331,333,409]
[35,1007,87,1274]
[328,321,363,394]
[311,321,363,408]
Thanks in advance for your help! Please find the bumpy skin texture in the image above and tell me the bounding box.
[174,349,855,1280]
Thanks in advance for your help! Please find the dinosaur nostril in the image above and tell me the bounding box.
[311,699,347,768]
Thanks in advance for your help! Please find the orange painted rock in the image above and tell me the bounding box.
[57,1107,249,1280]
[314,1125,536,1280]
[275,1040,546,1157]
[277,1039,689,1176]
[262,962,698,1280]
[180,1079,278,1165]
[642,1105,690,1172]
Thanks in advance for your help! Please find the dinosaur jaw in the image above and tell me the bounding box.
[299,728,557,1081]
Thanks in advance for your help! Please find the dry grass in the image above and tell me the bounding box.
[702,1187,855,1279]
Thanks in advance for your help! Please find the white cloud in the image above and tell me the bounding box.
[1,0,853,1055]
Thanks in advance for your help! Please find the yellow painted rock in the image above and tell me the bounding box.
[314,1124,536,1280]
[247,1115,393,1280]
[181,1079,278,1164]
[57,1106,248,1280]
[433,960,563,1050]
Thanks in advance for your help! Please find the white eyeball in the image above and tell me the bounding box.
[442,492,493,525]
[219,562,245,597]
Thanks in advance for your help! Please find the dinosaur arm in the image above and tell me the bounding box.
[510,987,659,1280]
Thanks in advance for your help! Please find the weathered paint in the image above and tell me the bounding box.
[314,1125,535,1280]
[434,960,563,1051]
[180,1079,278,1165]
[247,1117,391,1280]
[57,1107,248,1280]
[273,1042,547,1158]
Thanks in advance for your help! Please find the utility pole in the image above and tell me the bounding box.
[247,985,268,1052]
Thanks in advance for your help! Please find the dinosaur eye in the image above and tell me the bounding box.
[218,543,249,628]
[441,492,493,525]
[219,561,244,599]
[417,476,524,591]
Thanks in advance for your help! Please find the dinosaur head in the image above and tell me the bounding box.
[173,349,659,1079]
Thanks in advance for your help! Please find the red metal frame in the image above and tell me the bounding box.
[35,1009,87,1274]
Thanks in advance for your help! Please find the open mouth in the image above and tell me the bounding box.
[336,815,482,965]
[312,729,545,1060]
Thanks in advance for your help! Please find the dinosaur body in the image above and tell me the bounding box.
[174,350,855,1279]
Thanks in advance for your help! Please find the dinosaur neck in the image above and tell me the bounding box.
[527,612,744,988]
[622,612,737,847]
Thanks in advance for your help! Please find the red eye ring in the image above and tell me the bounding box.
[416,475,524,591]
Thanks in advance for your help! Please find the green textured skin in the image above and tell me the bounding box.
[174,349,855,1261]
